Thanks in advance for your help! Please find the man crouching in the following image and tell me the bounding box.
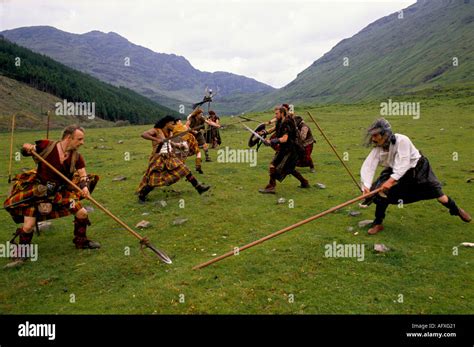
[360,118,471,235]
[4,125,100,260]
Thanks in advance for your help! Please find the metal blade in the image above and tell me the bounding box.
[146,242,173,264]
[242,124,269,145]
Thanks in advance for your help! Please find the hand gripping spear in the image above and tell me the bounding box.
[8,114,16,184]
[306,111,360,192]
[30,150,172,264]
[193,187,383,270]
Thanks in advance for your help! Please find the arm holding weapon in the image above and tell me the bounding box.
[265,134,288,146]
[141,128,163,144]
[21,143,37,156]
[205,118,221,128]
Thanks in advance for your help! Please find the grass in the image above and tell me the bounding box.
[0,95,473,314]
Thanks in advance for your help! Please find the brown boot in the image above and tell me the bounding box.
[73,217,100,249]
[368,224,384,235]
[258,184,276,194]
[458,208,472,223]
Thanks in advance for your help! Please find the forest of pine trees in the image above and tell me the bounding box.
[0,36,179,124]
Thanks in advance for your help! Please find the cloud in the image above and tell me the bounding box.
[0,0,416,88]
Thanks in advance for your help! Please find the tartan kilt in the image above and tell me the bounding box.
[186,133,200,156]
[137,154,190,192]
[4,170,99,224]
[174,133,200,162]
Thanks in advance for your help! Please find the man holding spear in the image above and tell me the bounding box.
[360,118,471,235]
[258,106,309,194]
[137,115,211,202]
[4,125,100,251]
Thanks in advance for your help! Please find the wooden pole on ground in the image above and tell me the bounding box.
[193,187,383,270]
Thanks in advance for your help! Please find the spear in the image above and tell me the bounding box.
[306,111,360,191]
[30,150,172,264]
[193,187,383,270]
[8,114,16,184]
[46,110,51,139]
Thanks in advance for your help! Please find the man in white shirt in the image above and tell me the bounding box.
[360,118,471,235]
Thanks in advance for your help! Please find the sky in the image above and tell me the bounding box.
[0,0,416,88]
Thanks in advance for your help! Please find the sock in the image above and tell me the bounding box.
[12,227,34,244]
[186,173,199,187]
[441,196,460,216]
[268,167,277,187]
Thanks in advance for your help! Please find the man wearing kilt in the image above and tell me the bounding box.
[170,119,201,164]
[205,110,222,149]
[258,106,310,194]
[137,116,211,202]
[294,115,316,173]
[185,107,220,173]
[360,118,471,235]
[4,125,101,253]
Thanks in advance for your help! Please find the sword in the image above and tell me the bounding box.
[242,124,269,146]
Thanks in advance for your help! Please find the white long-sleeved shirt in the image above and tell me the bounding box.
[360,133,421,190]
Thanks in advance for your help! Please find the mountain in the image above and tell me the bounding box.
[0,26,275,114]
[250,0,474,110]
[0,37,179,125]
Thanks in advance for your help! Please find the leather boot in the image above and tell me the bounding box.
[368,224,384,235]
[73,217,101,249]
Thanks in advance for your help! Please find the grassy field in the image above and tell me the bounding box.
[0,95,473,314]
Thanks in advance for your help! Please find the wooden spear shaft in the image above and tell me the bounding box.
[306,111,360,191]
[30,150,147,243]
[8,114,16,184]
[193,187,383,270]
[46,111,51,139]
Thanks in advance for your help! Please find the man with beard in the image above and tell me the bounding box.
[4,125,100,257]
[258,106,309,194]
[360,118,471,235]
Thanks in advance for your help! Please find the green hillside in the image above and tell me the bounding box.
[251,0,474,110]
[0,75,113,131]
[0,37,179,125]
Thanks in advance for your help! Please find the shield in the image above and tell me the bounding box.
[248,123,267,150]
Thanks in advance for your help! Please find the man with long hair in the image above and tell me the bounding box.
[360,118,471,235]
